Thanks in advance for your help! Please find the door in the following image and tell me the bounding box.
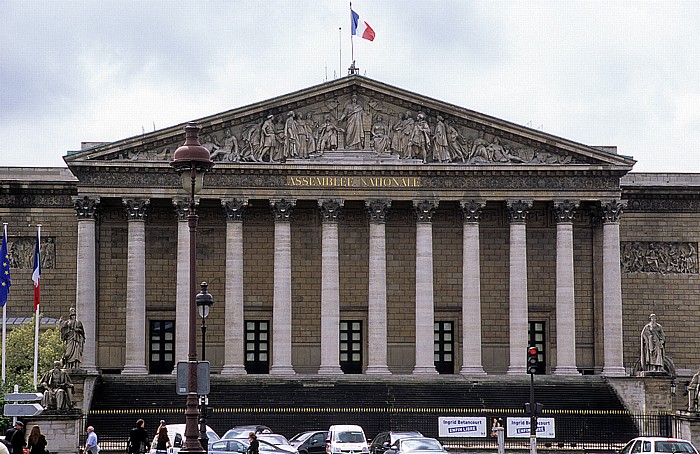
[149,320,175,374]
[528,320,546,374]
[340,320,363,374]
[245,320,270,374]
[434,321,455,374]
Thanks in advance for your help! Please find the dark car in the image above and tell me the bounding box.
[385,438,446,454]
[289,431,329,454]
[222,426,273,440]
[370,432,423,454]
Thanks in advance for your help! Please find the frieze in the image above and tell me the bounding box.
[0,192,75,208]
[621,242,698,274]
[624,197,700,212]
[95,92,587,166]
[6,237,55,269]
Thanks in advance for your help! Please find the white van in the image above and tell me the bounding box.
[326,425,369,454]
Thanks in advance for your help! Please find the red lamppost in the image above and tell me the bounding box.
[170,123,214,453]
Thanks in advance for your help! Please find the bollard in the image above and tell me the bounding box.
[496,427,505,454]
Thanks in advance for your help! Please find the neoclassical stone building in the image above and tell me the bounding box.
[1,76,698,379]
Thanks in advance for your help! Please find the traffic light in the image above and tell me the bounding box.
[527,346,539,374]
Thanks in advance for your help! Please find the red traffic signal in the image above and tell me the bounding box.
[527,346,539,374]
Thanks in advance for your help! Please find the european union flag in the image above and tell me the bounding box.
[0,227,10,307]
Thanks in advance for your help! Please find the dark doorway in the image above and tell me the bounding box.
[149,320,175,374]
[434,321,455,374]
[340,320,363,374]
[245,320,270,374]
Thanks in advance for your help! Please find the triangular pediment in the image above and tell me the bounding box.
[65,76,635,169]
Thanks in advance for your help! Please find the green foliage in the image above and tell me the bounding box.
[2,314,64,393]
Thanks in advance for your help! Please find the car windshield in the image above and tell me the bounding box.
[337,432,364,443]
[290,433,312,443]
[655,441,697,453]
[400,439,443,452]
[260,435,289,445]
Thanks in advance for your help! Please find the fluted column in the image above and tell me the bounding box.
[318,199,344,375]
[506,200,532,375]
[73,196,100,374]
[220,198,248,375]
[270,199,296,375]
[172,198,191,373]
[122,198,149,374]
[412,199,438,375]
[365,199,391,375]
[601,200,627,376]
[460,200,487,375]
[553,201,581,375]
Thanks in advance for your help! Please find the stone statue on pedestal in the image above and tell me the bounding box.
[39,361,75,413]
[641,313,666,372]
[61,307,85,369]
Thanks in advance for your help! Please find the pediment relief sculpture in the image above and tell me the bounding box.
[99,92,582,165]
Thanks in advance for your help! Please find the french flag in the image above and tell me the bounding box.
[351,8,375,41]
[32,230,41,311]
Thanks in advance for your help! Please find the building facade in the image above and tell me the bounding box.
[1,76,698,378]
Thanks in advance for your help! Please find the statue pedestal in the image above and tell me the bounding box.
[676,412,700,446]
[636,370,669,377]
[23,414,83,454]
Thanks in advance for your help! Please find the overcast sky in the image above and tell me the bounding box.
[2,1,699,173]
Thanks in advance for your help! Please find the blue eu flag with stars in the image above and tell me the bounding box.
[0,228,10,307]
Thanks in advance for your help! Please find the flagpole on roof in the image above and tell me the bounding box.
[350,2,355,66]
[32,224,41,390]
[1,222,9,386]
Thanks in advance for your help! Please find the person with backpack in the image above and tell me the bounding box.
[5,421,26,454]
[128,420,148,454]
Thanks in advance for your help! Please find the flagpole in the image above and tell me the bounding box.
[339,27,342,80]
[33,224,41,390]
[2,222,8,386]
[350,2,355,65]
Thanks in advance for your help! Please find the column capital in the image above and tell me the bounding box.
[319,199,344,223]
[222,198,248,222]
[599,199,626,223]
[73,196,100,220]
[553,200,579,223]
[366,199,391,224]
[506,200,532,223]
[123,198,150,221]
[172,198,191,221]
[271,198,296,222]
[460,200,485,223]
[413,199,438,223]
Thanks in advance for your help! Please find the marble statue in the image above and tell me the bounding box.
[688,370,700,411]
[61,307,85,369]
[39,361,75,412]
[641,313,666,372]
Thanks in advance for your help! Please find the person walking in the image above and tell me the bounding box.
[83,426,98,454]
[27,426,47,454]
[128,419,149,454]
[247,433,259,454]
[5,421,26,454]
[152,421,170,454]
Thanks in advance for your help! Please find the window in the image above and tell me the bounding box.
[340,321,363,374]
[434,321,454,374]
[245,320,270,374]
[149,320,174,374]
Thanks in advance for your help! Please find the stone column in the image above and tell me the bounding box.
[172,198,191,373]
[365,199,392,375]
[506,200,532,375]
[553,201,581,375]
[270,199,296,375]
[122,198,149,374]
[318,199,344,375]
[220,198,248,375]
[413,199,438,375]
[460,200,487,375]
[601,200,627,376]
[73,196,100,374]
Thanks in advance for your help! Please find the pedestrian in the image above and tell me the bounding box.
[27,426,47,454]
[5,421,26,454]
[83,426,98,454]
[128,420,149,454]
[152,421,170,454]
[247,432,259,454]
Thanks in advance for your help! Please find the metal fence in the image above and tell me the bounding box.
[79,408,681,452]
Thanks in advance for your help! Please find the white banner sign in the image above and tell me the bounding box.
[438,417,487,437]
[506,418,555,438]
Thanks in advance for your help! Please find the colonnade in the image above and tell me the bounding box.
[72,195,626,376]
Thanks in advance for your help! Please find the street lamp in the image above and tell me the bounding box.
[196,281,213,454]
[170,123,214,453]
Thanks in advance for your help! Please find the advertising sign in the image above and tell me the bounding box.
[506,418,555,438]
[438,417,487,437]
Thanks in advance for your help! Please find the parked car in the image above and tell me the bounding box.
[258,434,291,446]
[149,423,220,454]
[370,432,423,454]
[620,437,698,454]
[222,425,273,440]
[289,431,328,454]
[210,438,297,454]
[385,438,447,454]
[326,425,369,454]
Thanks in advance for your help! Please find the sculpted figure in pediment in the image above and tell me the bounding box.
[296,112,316,159]
[446,120,468,162]
[316,114,343,153]
[432,116,450,163]
[208,128,240,162]
[259,114,280,163]
[282,110,300,161]
[338,94,365,149]
[371,115,391,155]
[408,112,431,163]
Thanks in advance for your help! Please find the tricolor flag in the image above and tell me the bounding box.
[0,227,10,307]
[351,8,375,41]
[32,231,41,311]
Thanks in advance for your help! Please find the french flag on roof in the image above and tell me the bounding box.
[351,8,375,41]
